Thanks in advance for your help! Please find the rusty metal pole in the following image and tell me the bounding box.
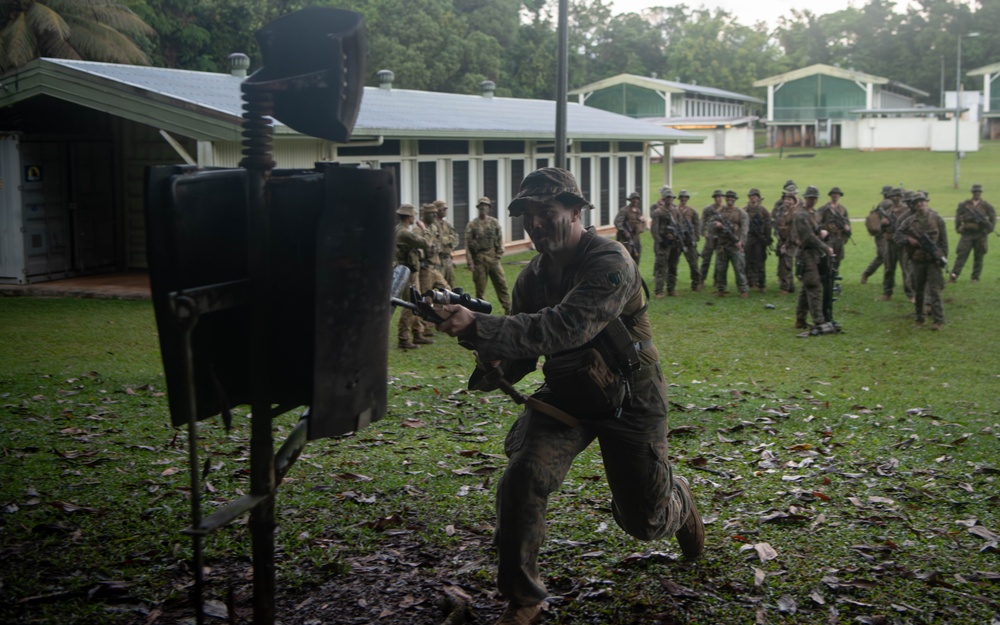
[555,0,568,169]
[239,84,278,625]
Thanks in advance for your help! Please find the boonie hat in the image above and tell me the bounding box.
[803,186,820,199]
[971,183,983,193]
[748,188,762,198]
[433,199,448,210]
[890,187,903,196]
[678,189,690,198]
[628,191,641,200]
[421,202,438,214]
[476,196,493,207]
[659,185,674,198]
[397,204,416,217]
[725,190,738,199]
[828,187,843,196]
[881,185,893,195]
[712,189,725,197]
[784,179,796,187]
[508,167,593,217]
[784,183,798,195]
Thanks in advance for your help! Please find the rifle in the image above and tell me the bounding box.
[917,232,948,269]
[711,214,737,242]
[749,214,774,254]
[389,266,492,323]
[961,205,996,236]
[824,207,854,243]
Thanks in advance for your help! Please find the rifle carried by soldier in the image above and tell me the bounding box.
[960,204,996,236]
[749,213,774,254]
[918,232,948,269]
[390,266,492,323]
[711,214,737,242]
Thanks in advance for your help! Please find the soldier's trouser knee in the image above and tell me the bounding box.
[912,262,944,323]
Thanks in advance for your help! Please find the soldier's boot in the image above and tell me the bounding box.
[860,272,869,285]
[794,319,809,329]
[948,273,958,283]
[739,291,749,299]
[413,336,435,345]
[931,322,943,331]
[655,293,665,299]
[494,603,542,625]
[913,319,924,328]
[667,290,676,297]
[879,295,892,301]
[398,340,418,350]
[674,476,705,560]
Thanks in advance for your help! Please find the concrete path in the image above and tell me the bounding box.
[0,272,151,300]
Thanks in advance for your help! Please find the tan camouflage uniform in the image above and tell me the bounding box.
[465,197,512,315]
[395,205,430,346]
[418,203,451,293]
[434,200,460,287]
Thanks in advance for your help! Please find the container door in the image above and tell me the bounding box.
[20,141,70,280]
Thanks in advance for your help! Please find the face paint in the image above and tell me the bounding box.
[525,200,578,256]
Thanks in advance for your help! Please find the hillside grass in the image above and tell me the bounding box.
[1,145,998,624]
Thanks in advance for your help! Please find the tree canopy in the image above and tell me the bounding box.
[2,0,996,108]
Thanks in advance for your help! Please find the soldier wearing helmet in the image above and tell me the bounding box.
[894,192,948,329]
[950,183,996,283]
[614,191,647,264]
[464,196,512,315]
[791,185,839,335]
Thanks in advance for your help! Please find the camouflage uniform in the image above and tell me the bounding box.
[459,168,700,612]
[711,190,749,295]
[418,203,451,293]
[650,188,683,296]
[772,185,802,294]
[880,189,914,300]
[434,200,460,287]
[395,205,430,347]
[699,190,724,287]
[793,187,832,328]
[744,188,772,291]
[676,191,702,290]
[465,197,512,315]
[614,192,647,264]
[817,187,850,272]
[861,186,894,284]
[950,184,996,282]
[895,194,948,326]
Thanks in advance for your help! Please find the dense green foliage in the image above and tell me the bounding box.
[3,0,997,108]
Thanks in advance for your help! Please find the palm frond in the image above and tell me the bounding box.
[65,18,149,65]
[25,2,71,40]
[0,13,39,70]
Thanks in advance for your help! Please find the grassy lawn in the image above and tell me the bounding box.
[1,146,999,624]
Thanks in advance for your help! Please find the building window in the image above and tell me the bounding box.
[382,162,401,206]
[578,157,592,227]
[485,140,526,154]
[483,160,498,210]
[418,161,437,205]
[510,159,525,241]
[599,157,610,225]
[418,140,470,155]
[452,161,469,249]
[337,139,401,157]
[536,157,549,170]
[618,156,629,207]
[619,142,644,152]
[634,155,643,196]
[581,141,611,152]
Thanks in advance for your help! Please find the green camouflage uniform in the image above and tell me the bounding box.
[650,200,683,295]
[895,205,948,324]
[465,214,512,315]
[792,204,829,326]
[699,198,722,286]
[817,197,850,272]
[951,195,996,282]
[614,202,646,264]
[711,197,749,295]
[862,193,893,282]
[881,197,913,299]
[463,227,690,607]
[677,198,702,290]
[772,193,802,293]
[744,198,772,291]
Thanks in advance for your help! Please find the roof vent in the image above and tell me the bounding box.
[227,53,250,78]
[377,69,394,90]
[481,80,495,98]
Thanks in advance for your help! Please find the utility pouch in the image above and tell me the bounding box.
[795,257,806,279]
[542,348,625,419]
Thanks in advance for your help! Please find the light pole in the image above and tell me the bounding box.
[954,32,979,189]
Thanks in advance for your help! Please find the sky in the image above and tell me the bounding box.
[607,0,864,27]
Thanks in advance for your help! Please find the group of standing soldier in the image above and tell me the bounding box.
[859,183,995,329]
[394,196,511,349]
